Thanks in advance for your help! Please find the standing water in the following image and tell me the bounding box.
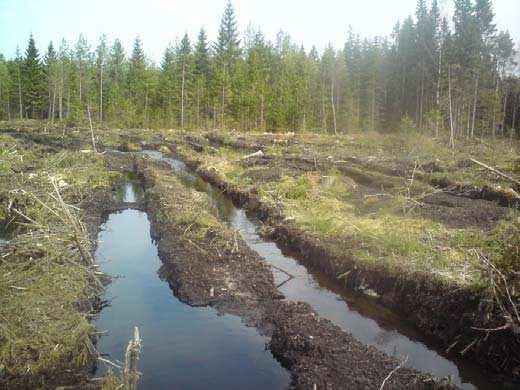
[143,150,501,390]
[94,178,289,389]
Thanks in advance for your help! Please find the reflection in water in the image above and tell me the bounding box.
[95,195,289,389]
[113,173,144,203]
[144,150,500,390]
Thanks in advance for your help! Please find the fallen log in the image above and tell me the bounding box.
[242,150,264,160]
[470,158,520,187]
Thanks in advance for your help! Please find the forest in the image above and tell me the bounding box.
[0,0,518,141]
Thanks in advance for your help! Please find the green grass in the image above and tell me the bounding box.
[187,129,519,287]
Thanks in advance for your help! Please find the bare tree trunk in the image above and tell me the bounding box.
[511,96,517,147]
[435,42,442,138]
[492,76,499,138]
[17,64,23,119]
[51,83,57,123]
[221,85,225,129]
[371,79,376,132]
[471,73,479,138]
[501,88,508,136]
[331,81,337,135]
[0,80,3,120]
[123,327,142,390]
[99,65,103,122]
[196,82,201,128]
[448,66,455,149]
[48,89,52,121]
[419,68,424,130]
[260,93,265,131]
[144,88,148,127]
[87,103,97,153]
[66,87,70,119]
[59,71,63,120]
[79,75,82,107]
[213,101,217,128]
[466,103,471,138]
[512,95,518,134]
[321,83,326,130]
[181,63,185,128]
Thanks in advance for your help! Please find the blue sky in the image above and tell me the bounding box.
[1,0,519,62]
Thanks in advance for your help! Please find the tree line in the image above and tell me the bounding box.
[0,0,518,140]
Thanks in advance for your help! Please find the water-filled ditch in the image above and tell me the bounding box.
[142,150,500,390]
[94,177,290,389]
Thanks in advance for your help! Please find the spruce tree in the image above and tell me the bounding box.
[22,34,44,118]
[194,29,210,127]
[214,1,241,127]
[44,41,58,120]
[0,54,11,120]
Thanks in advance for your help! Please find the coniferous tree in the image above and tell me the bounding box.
[214,0,241,126]
[0,54,11,120]
[95,34,108,122]
[0,0,517,138]
[177,33,193,128]
[44,41,58,121]
[22,34,45,118]
[128,36,148,126]
[194,29,210,127]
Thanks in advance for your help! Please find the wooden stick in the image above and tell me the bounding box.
[469,158,520,187]
[379,356,408,390]
[87,102,98,153]
[123,326,142,390]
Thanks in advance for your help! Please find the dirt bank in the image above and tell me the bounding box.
[134,154,453,389]
[173,142,520,384]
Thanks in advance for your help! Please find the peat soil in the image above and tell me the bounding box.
[129,153,454,389]
[172,135,520,385]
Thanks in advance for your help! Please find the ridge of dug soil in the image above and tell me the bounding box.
[171,141,520,383]
[133,154,453,389]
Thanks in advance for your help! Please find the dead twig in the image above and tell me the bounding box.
[469,158,520,187]
[123,326,142,390]
[379,355,408,390]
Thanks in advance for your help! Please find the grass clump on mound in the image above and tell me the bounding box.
[0,133,115,384]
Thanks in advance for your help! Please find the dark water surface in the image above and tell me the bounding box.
[94,180,290,389]
[143,150,501,390]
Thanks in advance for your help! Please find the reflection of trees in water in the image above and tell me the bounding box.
[114,181,144,203]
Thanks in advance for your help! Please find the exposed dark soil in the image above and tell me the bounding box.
[0,135,144,389]
[225,135,512,230]
[4,127,517,388]
[135,156,453,389]
[419,192,510,229]
[174,142,520,384]
[203,130,520,210]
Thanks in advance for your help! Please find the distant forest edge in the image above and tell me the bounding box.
[0,0,519,140]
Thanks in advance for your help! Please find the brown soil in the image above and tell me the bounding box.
[136,156,453,389]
